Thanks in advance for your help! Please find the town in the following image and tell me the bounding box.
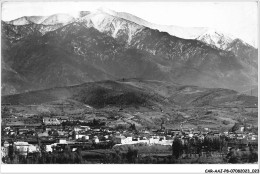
[1,106,258,164]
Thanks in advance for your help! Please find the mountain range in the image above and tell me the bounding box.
[1,8,258,96]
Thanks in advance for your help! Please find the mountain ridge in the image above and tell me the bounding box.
[4,8,256,49]
[1,9,258,96]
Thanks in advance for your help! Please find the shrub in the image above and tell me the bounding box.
[222,120,230,125]
[172,138,183,159]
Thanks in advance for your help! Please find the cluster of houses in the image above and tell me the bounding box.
[1,115,258,160]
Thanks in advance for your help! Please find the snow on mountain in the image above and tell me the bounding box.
[2,8,257,96]
[4,8,254,50]
[26,16,48,24]
[7,16,48,25]
[8,17,30,25]
[7,14,74,26]
[7,17,31,25]
[91,8,206,39]
[77,9,144,43]
[41,14,75,25]
[158,25,208,40]
[115,12,208,39]
[91,8,252,50]
[196,28,236,50]
[113,11,237,49]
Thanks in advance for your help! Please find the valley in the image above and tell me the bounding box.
[1,7,258,165]
[2,79,258,130]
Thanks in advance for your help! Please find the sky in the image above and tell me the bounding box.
[1,1,258,47]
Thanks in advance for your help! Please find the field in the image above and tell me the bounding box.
[2,79,258,130]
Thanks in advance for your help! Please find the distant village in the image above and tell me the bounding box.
[1,109,258,164]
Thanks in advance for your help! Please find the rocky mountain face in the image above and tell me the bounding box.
[226,39,258,67]
[1,9,258,96]
[1,61,31,95]
[92,8,208,41]
[94,8,255,49]
[196,29,234,50]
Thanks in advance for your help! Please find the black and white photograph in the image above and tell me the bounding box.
[0,0,259,172]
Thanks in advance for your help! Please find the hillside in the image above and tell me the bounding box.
[2,79,257,108]
[2,79,257,129]
[1,80,168,108]
[1,9,257,96]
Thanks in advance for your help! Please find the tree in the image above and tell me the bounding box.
[130,123,136,131]
[40,144,46,154]
[2,106,10,117]
[126,147,138,163]
[71,131,76,140]
[42,125,47,132]
[8,145,14,162]
[172,138,183,159]
[222,120,230,125]
[226,148,241,163]
[195,139,203,156]
[75,148,83,163]
[230,123,241,132]
[81,136,86,141]
[212,138,221,151]
[48,130,52,136]
[249,146,258,163]
[115,124,126,131]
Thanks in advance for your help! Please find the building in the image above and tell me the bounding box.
[14,142,30,156]
[171,129,181,136]
[158,139,173,146]
[3,141,9,148]
[114,135,127,144]
[58,139,67,144]
[46,145,53,152]
[76,134,89,140]
[13,142,39,156]
[28,145,39,153]
[1,146,8,158]
[80,126,91,131]
[149,137,160,144]
[43,117,60,125]
[18,128,29,135]
[188,133,194,138]
[73,126,83,132]
[93,136,99,143]
[38,132,49,137]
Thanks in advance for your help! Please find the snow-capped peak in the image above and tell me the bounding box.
[7,17,31,25]
[198,28,235,40]
[6,14,75,26]
[26,16,48,24]
[4,8,254,49]
[41,13,75,25]
[87,8,254,50]
[89,8,209,40]
[77,9,144,43]
[196,28,236,49]
[8,16,48,25]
